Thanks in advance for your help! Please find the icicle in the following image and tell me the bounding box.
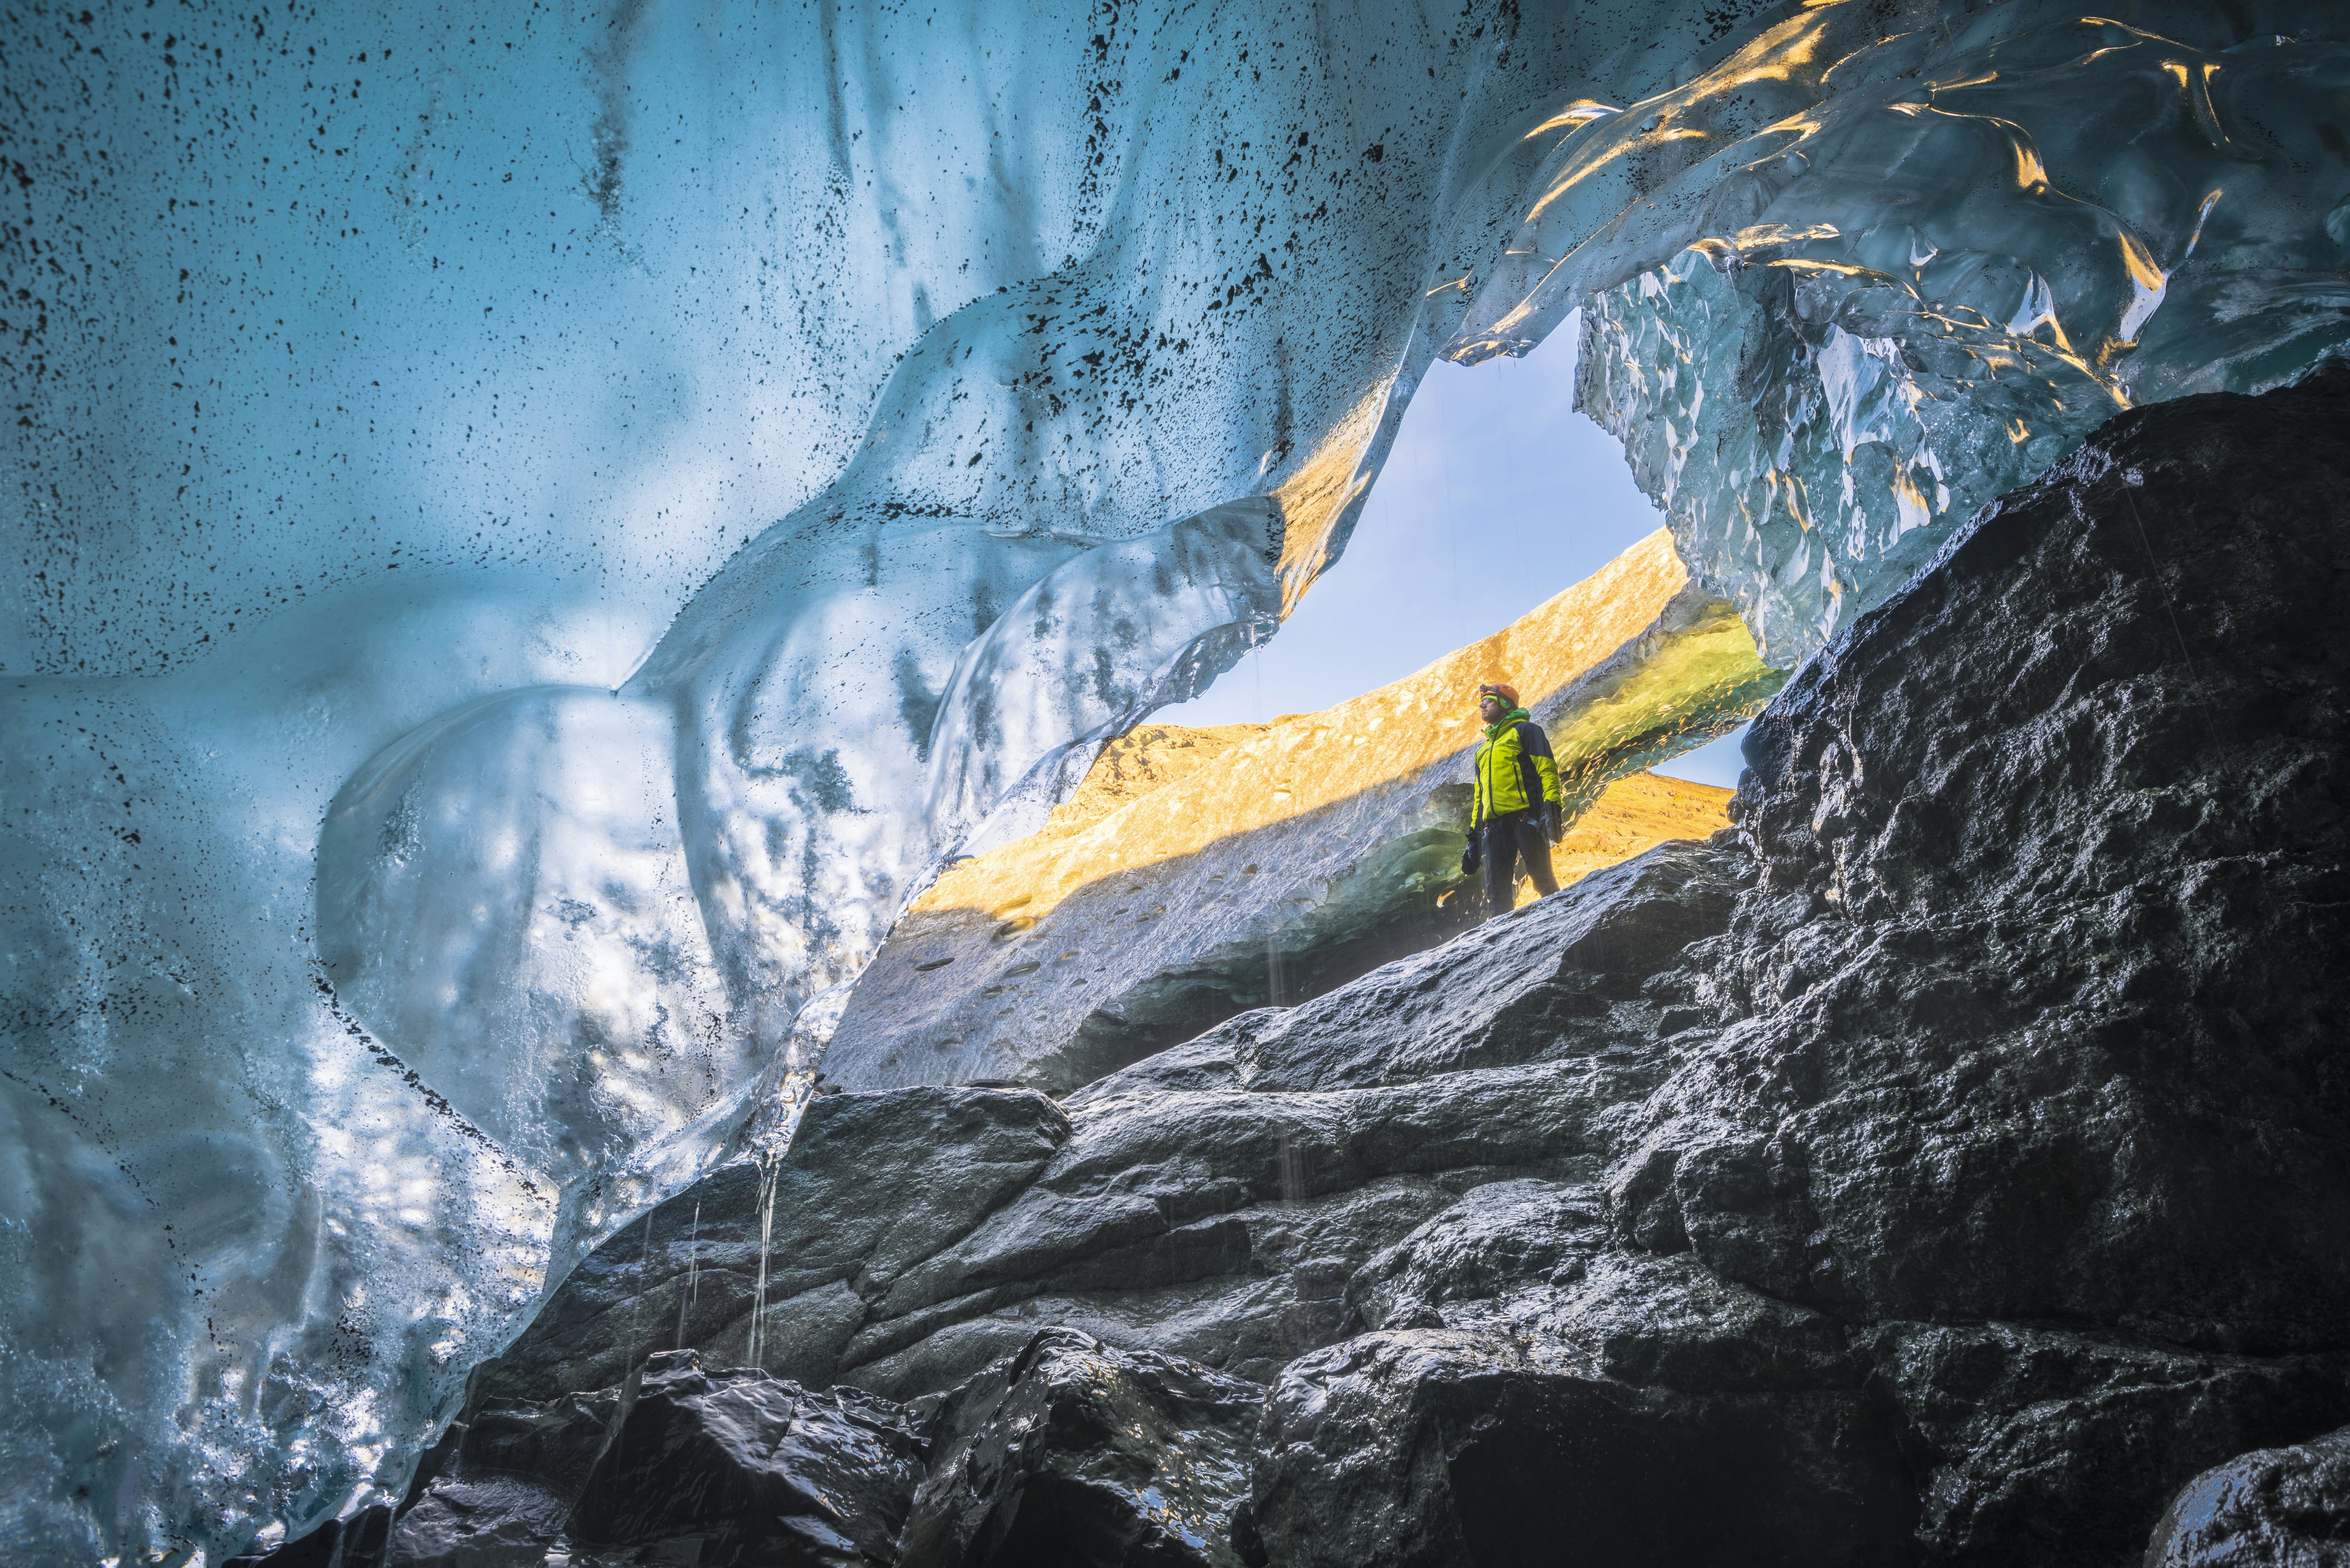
[674,1199,702,1351]
[744,1149,783,1371]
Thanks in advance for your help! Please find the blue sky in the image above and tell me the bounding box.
[1155,316,1752,790]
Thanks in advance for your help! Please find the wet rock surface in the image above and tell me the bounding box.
[479,1089,1073,1404]
[486,839,1746,1410]
[567,1351,927,1566]
[2145,1423,2350,1567]
[1252,1328,1910,1568]
[1610,372,2350,1352]
[899,1328,1260,1568]
[445,373,2350,1566]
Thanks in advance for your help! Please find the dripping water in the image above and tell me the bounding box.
[674,1199,702,1350]
[744,1149,784,1371]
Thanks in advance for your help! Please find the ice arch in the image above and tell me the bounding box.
[3,0,2346,1559]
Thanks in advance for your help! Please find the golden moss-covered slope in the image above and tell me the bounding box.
[908,527,1763,932]
[817,529,1779,1095]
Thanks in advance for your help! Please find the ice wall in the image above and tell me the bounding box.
[1,3,1796,1559]
[1447,0,2350,658]
[5,1,2349,1561]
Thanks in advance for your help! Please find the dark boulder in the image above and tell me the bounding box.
[899,1328,1261,1568]
[1864,1324,2350,1567]
[224,1509,394,1568]
[567,1349,928,1566]
[448,1388,622,1494]
[1251,1329,1911,1568]
[1612,367,2350,1349]
[2145,1423,2350,1566]
[479,1086,1073,1404]
[376,1389,621,1567]
[384,1479,574,1568]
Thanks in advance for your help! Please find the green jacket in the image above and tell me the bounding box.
[1472,708,1562,827]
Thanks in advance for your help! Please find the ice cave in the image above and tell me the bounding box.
[4,0,2348,1563]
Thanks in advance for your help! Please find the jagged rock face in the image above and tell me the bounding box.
[2145,1424,2350,1567]
[567,1352,928,1566]
[900,1329,1260,1568]
[467,370,2350,1566]
[486,840,1748,1406]
[1252,1330,1911,1568]
[379,1390,621,1568]
[1860,1325,2350,1565]
[477,1090,1073,1406]
[387,1480,574,1568]
[1613,365,2350,1351]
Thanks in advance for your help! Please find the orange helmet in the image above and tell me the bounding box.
[1475,681,1520,708]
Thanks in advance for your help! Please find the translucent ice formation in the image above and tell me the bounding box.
[4,1,2348,1561]
[1448,1,2350,657]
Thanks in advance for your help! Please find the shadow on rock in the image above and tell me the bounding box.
[415,368,2350,1568]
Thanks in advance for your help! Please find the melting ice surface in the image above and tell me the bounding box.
[2,1,2346,1559]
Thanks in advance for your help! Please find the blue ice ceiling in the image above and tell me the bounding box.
[4,1,2346,1560]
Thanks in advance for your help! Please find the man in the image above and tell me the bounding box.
[1460,680,1564,917]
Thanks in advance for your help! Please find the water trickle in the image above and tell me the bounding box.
[674,1199,702,1351]
[1276,1132,1307,1205]
[744,1149,784,1371]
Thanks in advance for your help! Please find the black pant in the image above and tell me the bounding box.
[1482,809,1557,916]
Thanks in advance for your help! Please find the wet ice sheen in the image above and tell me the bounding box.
[2,1,2346,1560]
[1461,4,2350,658]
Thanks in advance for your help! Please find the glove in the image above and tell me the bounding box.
[1542,802,1564,844]
[1460,835,1482,875]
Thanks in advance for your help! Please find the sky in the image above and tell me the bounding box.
[1154,315,1753,790]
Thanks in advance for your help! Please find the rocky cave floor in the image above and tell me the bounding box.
[245,372,2350,1566]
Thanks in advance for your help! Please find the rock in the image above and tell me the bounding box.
[381,1389,621,1567]
[224,1508,393,1568]
[473,371,2350,1568]
[2145,1423,2350,1567]
[820,530,1779,1095]
[1352,1183,1857,1395]
[1610,366,2350,1351]
[1864,1323,2350,1567]
[479,1087,1071,1404]
[898,1328,1260,1568]
[567,1350,928,1567]
[449,1389,623,1496]
[480,840,1745,1409]
[1250,1330,1911,1568]
[1087,837,1746,1097]
[385,1478,573,1568]
[1346,1179,1610,1332]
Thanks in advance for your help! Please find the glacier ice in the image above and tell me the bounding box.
[4,0,2349,1560]
[1448,1,2350,657]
